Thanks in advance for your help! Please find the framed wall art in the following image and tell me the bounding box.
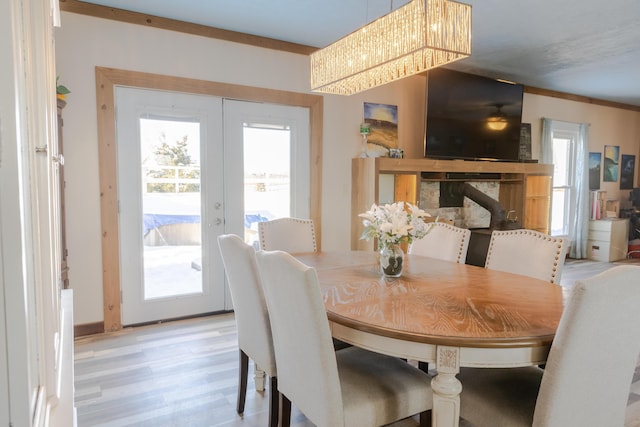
[363,102,398,149]
[603,145,620,182]
[620,154,636,190]
[588,152,601,190]
[519,123,532,161]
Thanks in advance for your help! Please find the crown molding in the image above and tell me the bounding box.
[524,86,640,113]
[59,0,317,55]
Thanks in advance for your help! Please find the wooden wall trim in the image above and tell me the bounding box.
[74,322,104,338]
[61,0,640,112]
[95,66,323,332]
[95,68,122,332]
[524,85,640,113]
[59,0,317,56]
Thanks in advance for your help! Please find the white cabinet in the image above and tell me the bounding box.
[587,219,629,262]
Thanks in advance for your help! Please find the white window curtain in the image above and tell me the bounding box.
[541,118,590,258]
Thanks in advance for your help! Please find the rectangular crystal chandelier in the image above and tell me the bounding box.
[310,0,472,95]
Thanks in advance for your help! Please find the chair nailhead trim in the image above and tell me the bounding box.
[485,229,566,284]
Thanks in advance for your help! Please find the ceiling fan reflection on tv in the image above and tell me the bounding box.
[486,104,508,131]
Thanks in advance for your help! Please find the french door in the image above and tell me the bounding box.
[117,87,224,325]
[115,87,309,325]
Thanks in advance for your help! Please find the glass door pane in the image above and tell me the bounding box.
[140,117,203,299]
[243,124,291,247]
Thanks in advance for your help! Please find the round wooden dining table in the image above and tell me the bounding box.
[294,251,565,427]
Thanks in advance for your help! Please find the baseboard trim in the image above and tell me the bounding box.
[74,321,104,337]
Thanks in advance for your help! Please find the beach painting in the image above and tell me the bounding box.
[589,152,601,190]
[364,102,398,149]
[603,145,619,182]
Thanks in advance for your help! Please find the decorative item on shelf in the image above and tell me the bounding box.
[389,148,404,159]
[590,190,607,220]
[359,202,431,278]
[605,199,620,218]
[359,122,371,158]
[310,0,472,95]
[56,76,71,101]
[518,123,532,161]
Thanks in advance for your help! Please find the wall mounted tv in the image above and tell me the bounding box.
[425,68,525,162]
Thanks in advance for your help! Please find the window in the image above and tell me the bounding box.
[542,118,589,258]
[550,129,578,236]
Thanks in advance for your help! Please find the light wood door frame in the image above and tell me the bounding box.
[96,66,323,332]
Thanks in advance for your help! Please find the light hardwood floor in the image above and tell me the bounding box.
[74,259,640,427]
[75,314,433,427]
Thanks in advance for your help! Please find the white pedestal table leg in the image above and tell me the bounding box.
[431,346,462,427]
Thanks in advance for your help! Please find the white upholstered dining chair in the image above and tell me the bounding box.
[217,234,278,427]
[258,217,317,252]
[484,229,568,284]
[457,265,640,427]
[409,222,471,263]
[255,250,433,427]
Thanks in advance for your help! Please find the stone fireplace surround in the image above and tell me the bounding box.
[420,180,521,266]
[420,180,499,229]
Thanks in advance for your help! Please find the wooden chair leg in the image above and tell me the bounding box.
[420,410,433,427]
[279,392,291,427]
[268,377,279,427]
[237,349,249,414]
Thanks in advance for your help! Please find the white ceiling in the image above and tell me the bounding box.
[78,0,640,107]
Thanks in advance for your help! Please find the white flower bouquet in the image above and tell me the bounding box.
[359,202,432,247]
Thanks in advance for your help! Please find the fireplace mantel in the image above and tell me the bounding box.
[351,158,554,251]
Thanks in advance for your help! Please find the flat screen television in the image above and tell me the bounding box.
[425,68,525,162]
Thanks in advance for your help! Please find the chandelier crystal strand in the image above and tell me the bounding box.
[310,0,471,95]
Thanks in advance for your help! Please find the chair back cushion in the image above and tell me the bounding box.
[217,234,276,377]
[256,250,343,426]
[485,229,568,284]
[409,222,471,263]
[258,217,317,252]
[533,265,640,426]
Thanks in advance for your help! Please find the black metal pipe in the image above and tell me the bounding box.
[448,182,509,229]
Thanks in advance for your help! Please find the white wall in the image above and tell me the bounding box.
[523,93,640,208]
[55,12,426,325]
[2,0,74,423]
[56,12,640,327]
